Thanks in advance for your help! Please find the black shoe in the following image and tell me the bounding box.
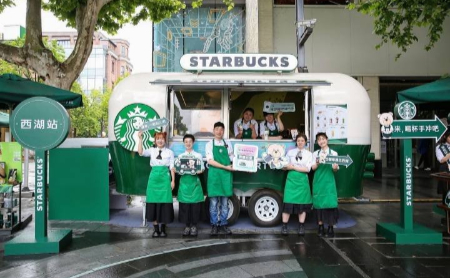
[326,226,334,238]
[298,223,305,236]
[220,225,232,235]
[160,224,167,238]
[281,224,288,235]
[182,226,190,236]
[210,225,218,236]
[317,225,325,237]
[152,225,160,238]
[190,225,198,236]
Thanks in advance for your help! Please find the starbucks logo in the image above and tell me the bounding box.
[114,104,161,152]
[397,101,417,120]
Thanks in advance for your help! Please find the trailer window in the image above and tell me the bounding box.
[172,90,222,138]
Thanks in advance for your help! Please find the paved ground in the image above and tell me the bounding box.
[0,168,449,278]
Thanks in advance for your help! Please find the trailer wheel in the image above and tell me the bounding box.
[248,190,282,227]
[205,195,240,225]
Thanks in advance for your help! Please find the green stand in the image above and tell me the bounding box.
[4,150,72,255]
[376,139,442,244]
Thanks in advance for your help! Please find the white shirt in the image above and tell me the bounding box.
[205,139,234,161]
[233,118,258,137]
[178,150,205,171]
[312,147,338,168]
[259,121,280,136]
[436,143,450,162]
[286,148,312,172]
[141,147,174,169]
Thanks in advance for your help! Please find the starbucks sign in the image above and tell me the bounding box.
[10,97,70,151]
[114,103,161,152]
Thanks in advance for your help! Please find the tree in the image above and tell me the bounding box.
[0,0,233,90]
[349,0,450,59]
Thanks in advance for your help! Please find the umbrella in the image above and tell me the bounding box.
[0,74,83,110]
[0,112,8,127]
[397,78,450,109]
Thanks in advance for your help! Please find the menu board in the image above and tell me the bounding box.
[314,104,348,141]
[232,144,258,172]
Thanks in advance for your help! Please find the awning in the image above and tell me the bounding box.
[397,78,450,105]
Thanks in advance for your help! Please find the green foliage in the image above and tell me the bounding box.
[0,0,14,13]
[69,75,126,137]
[349,0,450,59]
[43,0,235,34]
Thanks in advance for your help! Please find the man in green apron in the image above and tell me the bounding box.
[259,111,285,140]
[234,107,257,139]
[206,122,234,235]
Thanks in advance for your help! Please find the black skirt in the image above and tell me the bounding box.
[178,202,206,224]
[146,202,174,224]
[282,203,312,214]
[438,164,450,198]
[315,208,339,226]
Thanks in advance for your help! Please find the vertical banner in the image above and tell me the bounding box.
[400,139,413,231]
[35,150,47,239]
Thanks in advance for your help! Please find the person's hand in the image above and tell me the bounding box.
[138,131,143,140]
[332,163,339,171]
[445,153,450,161]
[277,111,283,118]
[250,122,256,130]
[171,181,175,190]
[197,170,204,174]
[225,165,234,171]
[283,164,293,171]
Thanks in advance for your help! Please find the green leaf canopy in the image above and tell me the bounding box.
[0,74,83,110]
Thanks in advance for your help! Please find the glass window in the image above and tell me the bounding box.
[172,90,222,138]
[121,46,126,56]
[112,61,115,73]
[57,40,71,47]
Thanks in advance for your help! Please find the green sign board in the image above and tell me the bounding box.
[10,97,69,151]
[387,116,447,141]
[324,155,353,168]
[5,97,72,256]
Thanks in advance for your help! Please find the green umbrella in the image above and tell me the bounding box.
[0,74,83,110]
[397,78,450,104]
[0,112,8,127]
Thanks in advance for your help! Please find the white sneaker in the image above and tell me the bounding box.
[424,167,431,171]
[414,166,419,170]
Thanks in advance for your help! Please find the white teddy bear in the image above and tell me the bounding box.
[378,112,394,139]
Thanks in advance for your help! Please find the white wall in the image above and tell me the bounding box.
[273,6,450,76]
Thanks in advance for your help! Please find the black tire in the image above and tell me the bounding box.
[205,194,240,226]
[248,189,282,227]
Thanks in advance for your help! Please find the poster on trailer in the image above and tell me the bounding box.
[232,144,258,172]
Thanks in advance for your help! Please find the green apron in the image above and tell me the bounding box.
[207,140,233,197]
[265,121,279,136]
[312,149,338,209]
[241,119,253,139]
[284,170,312,204]
[146,166,172,203]
[178,175,204,203]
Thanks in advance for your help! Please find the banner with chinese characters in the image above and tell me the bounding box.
[314,104,348,142]
[263,101,296,113]
[233,144,258,172]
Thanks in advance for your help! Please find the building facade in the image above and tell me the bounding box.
[44,31,133,94]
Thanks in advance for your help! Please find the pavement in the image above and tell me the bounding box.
[0,168,449,278]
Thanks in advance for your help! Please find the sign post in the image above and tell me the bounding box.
[376,101,443,244]
[5,97,72,255]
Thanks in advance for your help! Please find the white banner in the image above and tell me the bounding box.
[263,101,296,113]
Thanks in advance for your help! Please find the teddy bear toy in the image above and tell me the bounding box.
[262,144,289,169]
[378,112,394,139]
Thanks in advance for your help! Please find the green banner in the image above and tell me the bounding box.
[324,155,353,168]
[388,116,447,141]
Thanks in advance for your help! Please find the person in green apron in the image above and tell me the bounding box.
[176,134,205,236]
[206,122,234,235]
[435,131,450,205]
[138,131,175,238]
[234,107,257,139]
[281,134,313,236]
[311,132,339,238]
[259,111,285,140]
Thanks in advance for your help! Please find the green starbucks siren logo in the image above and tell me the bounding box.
[114,104,161,152]
[396,101,417,120]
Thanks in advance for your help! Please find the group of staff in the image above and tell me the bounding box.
[234,107,285,140]
[137,121,340,238]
